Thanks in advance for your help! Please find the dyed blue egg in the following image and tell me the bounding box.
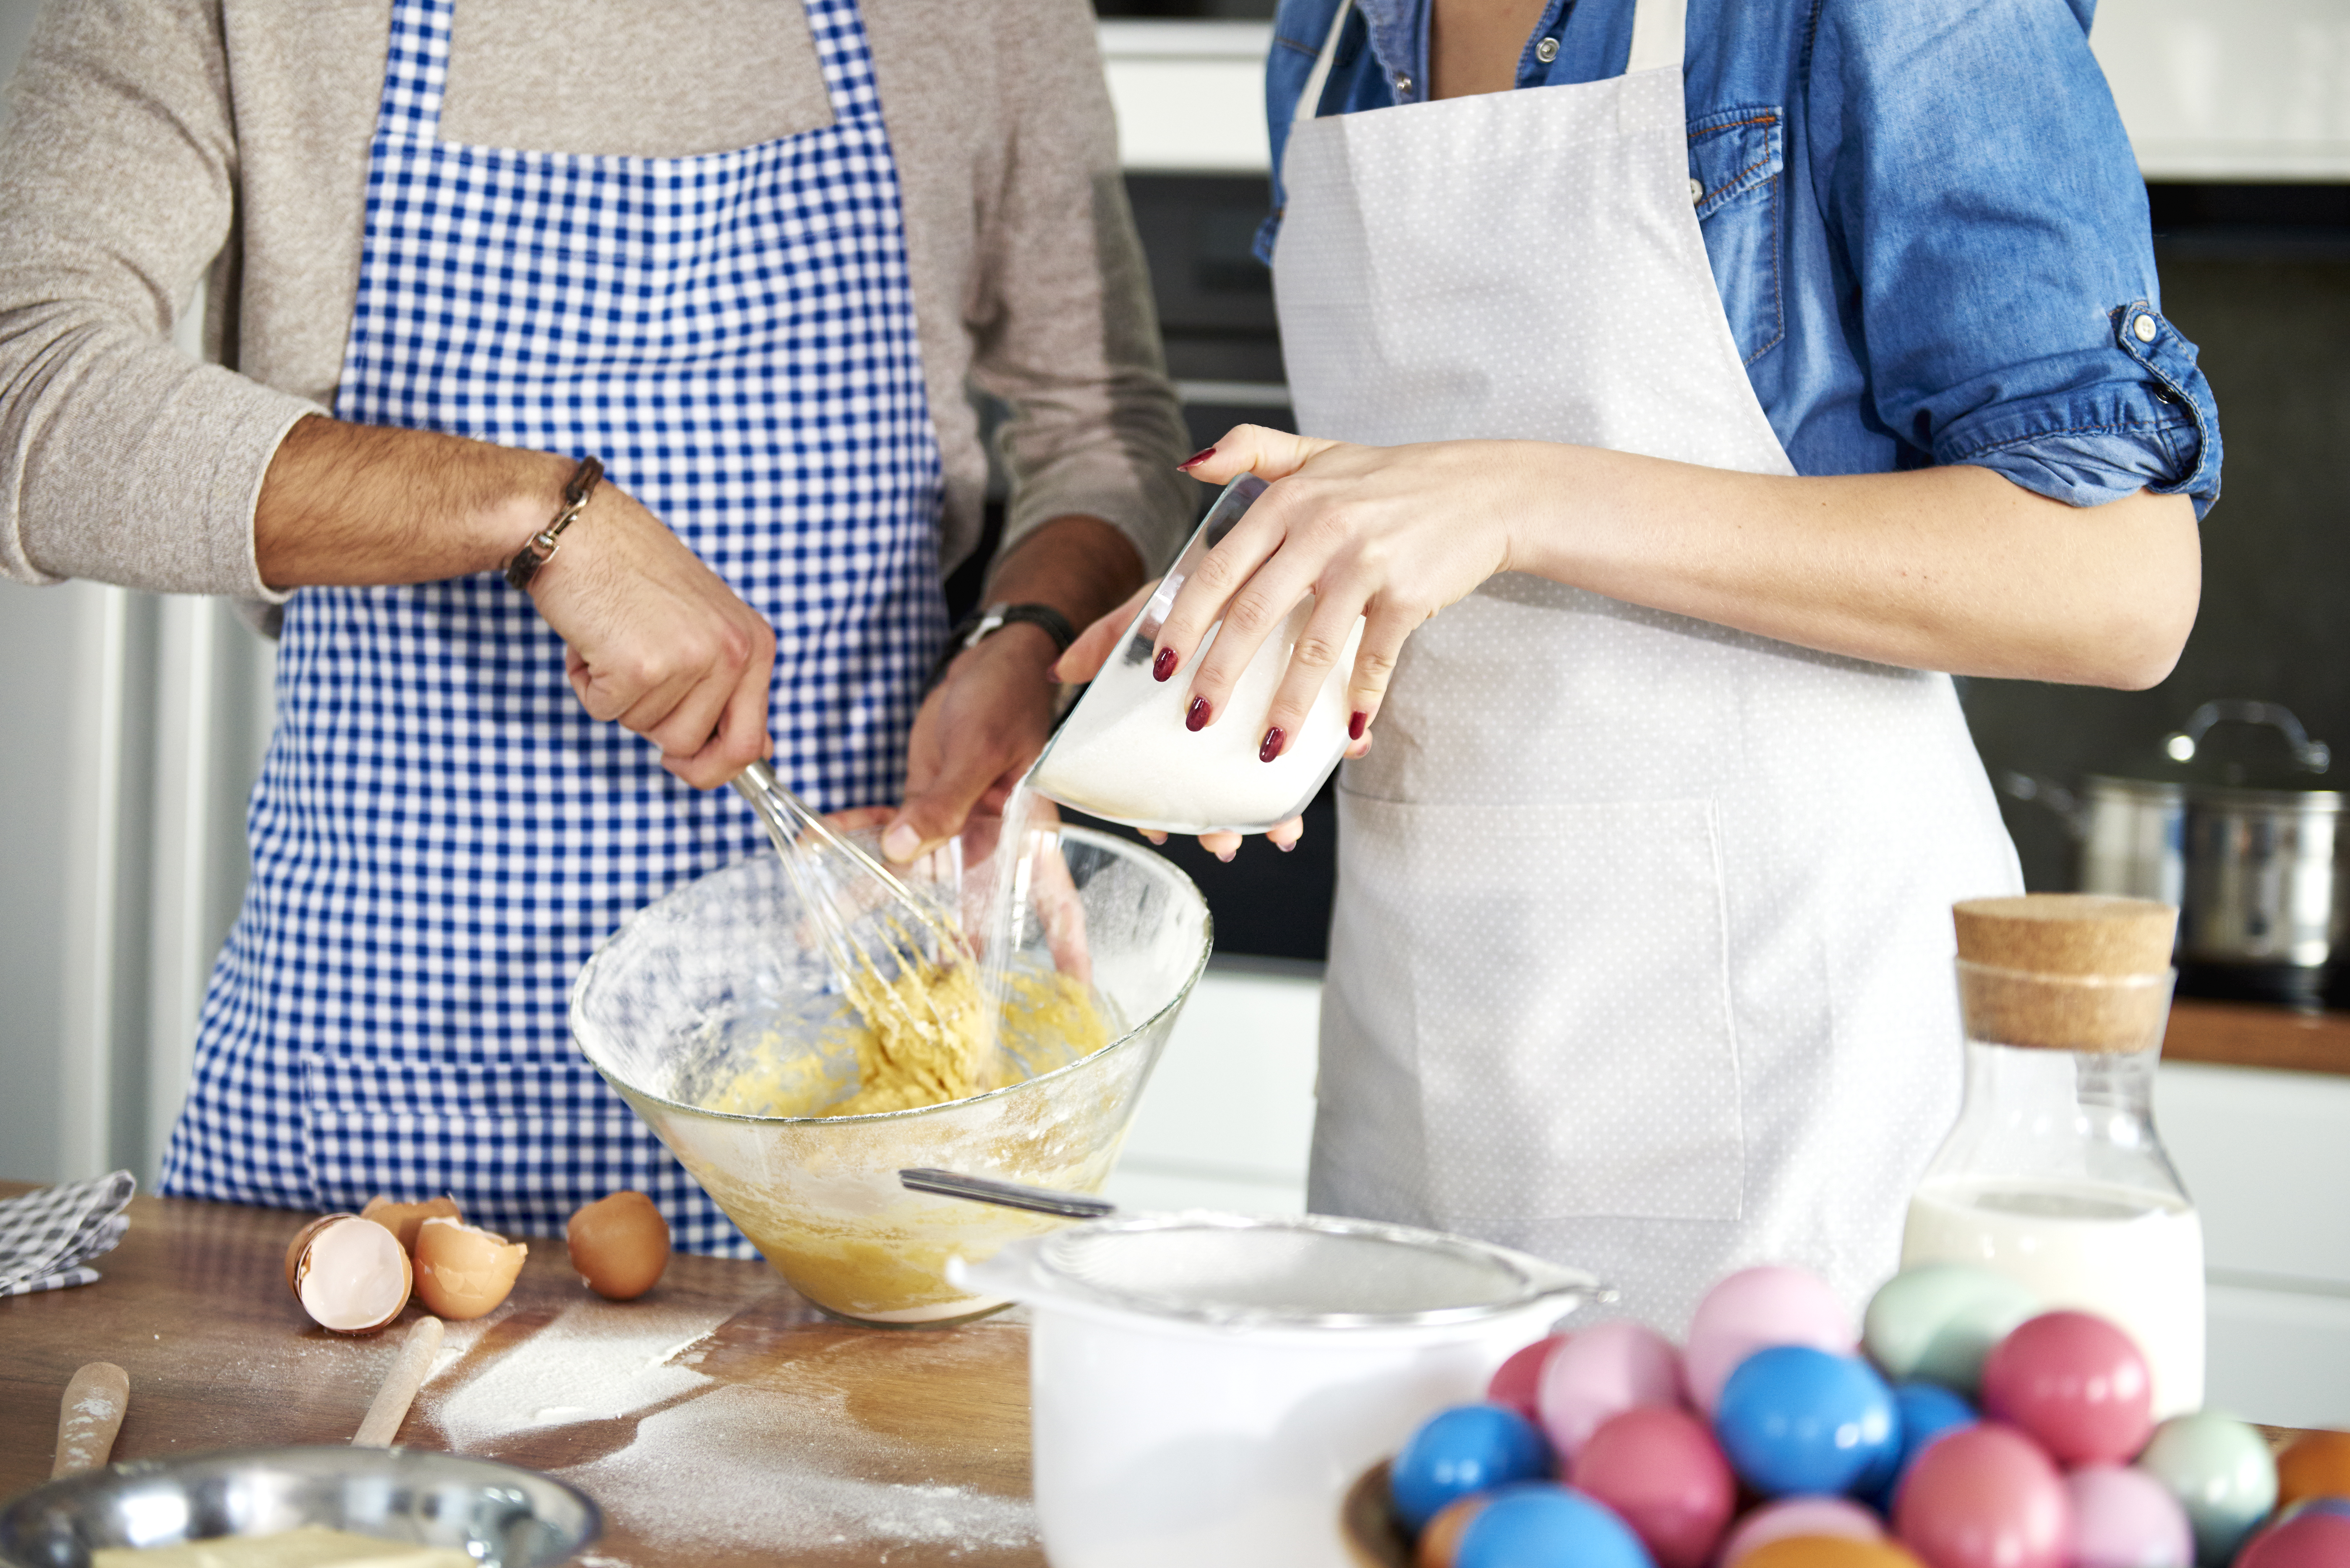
[1390,1403,1553,1530]
[1860,1382,1977,1507]
[1713,1345,1900,1498]
[1457,1483,1656,1568]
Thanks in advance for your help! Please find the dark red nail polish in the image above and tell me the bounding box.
[1348,710,1367,741]
[1177,446,1217,470]
[1186,697,1210,732]
[1152,647,1177,682]
[1259,727,1285,763]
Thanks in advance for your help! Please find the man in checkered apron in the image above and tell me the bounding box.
[0,0,1188,1252]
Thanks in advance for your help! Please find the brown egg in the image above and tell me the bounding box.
[412,1216,528,1320]
[285,1214,411,1334]
[2277,1428,2350,1513]
[360,1194,462,1254]
[567,1190,671,1300]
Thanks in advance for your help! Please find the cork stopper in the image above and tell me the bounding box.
[1952,895,2178,1053]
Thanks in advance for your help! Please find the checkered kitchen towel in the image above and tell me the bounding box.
[0,1171,134,1294]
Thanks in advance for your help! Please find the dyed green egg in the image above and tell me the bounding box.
[1862,1263,2041,1395]
[2138,1412,2280,1567]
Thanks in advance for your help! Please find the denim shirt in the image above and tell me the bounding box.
[1256,0,2222,517]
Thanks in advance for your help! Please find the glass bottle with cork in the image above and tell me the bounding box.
[1901,893,2204,1416]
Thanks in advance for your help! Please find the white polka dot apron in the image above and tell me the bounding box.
[1275,0,2022,1328]
[159,0,943,1255]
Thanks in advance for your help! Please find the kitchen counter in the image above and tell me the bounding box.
[0,1185,1042,1567]
[2166,997,2350,1077]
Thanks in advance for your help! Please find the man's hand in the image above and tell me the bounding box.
[882,623,1062,863]
[527,485,777,788]
[881,514,1145,862]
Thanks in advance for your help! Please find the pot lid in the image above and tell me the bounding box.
[2095,700,2336,796]
[1026,1212,1605,1330]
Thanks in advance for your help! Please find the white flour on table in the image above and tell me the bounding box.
[419,1298,1035,1558]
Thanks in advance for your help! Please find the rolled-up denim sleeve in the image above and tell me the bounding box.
[1809,0,2222,518]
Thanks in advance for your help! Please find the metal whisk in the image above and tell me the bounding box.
[728,760,977,1037]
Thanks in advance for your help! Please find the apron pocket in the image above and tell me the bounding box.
[1348,793,1745,1225]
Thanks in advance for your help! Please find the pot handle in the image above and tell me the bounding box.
[1998,771,2086,838]
[2164,700,2331,774]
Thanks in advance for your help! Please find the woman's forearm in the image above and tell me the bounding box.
[1503,446,2200,690]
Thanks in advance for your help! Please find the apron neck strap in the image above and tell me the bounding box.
[1294,0,1355,127]
[1294,0,1686,132]
[1625,0,1688,75]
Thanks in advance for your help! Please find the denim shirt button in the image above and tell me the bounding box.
[1689,177,1705,204]
[1393,72,1414,96]
[1535,36,1560,62]
[2133,313,2159,343]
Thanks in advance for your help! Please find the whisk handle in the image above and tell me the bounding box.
[899,1168,1116,1221]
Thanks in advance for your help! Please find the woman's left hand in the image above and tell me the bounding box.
[1158,427,1526,759]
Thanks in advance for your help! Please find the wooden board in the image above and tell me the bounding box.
[0,1186,1042,1566]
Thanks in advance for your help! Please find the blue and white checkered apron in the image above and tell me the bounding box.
[159,0,944,1255]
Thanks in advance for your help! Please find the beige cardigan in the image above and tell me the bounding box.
[0,0,1193,618]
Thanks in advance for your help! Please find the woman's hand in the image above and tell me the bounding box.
[1055,577,1310,862]
[1156,427,1523,762]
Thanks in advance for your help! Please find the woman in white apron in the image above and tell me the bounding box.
[1061,0,2216,1326]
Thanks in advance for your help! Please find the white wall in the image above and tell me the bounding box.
[0,0,274,1186]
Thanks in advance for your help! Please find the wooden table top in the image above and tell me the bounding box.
[2165,997,2350,1077]
[0,1186,1042,1567]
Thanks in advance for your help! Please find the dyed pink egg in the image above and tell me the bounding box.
[1895,1425,2072,1568]
[2065,1465,2192,1568]
[2235,1511,2350,1568]
[1488,1334,1569,1424]
[1720,1499,1886,1568]
[1684,1265,1856,1414]
[1980,1312,2154,1466]
[1536,1319,1684,1458]
[1569,1407,1736,1568]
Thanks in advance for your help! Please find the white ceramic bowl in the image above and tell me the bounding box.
[953,1211,1605,1568]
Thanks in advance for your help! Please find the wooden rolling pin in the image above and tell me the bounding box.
[53,1361,130,1477]
[352,1315,444,1447]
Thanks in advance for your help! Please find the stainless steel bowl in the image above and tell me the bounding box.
[0,1446,598,1568]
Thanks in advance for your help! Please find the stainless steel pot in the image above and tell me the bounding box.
[2005,701,2347,1007]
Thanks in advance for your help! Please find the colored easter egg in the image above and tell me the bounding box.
[2234,1511,2350,1568]
[1979,1311,2154,1466]
[1863,1264,2041,1397]
[2137,1413,2280,1567]
[1455,1484,1655,1568]
[1721,1500,1886,1568]
[1390,1404,1553,1531]
[1739,1540,1928,1568]
[1417,1492,1495,1568]
[1863,1383,1975,1508]
[1571,1406,1736,1568]
[1893,1424,2071,1568]
[1687,1266,1857,1414]
[1538,1319,1685,1459]
[1489,1334,1569,1423]
[1714,1345,1899,1498]
[2066,1464,2193,1568]
[2277,1430,2350,1514]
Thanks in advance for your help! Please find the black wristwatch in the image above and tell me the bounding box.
[925,602,1077,695]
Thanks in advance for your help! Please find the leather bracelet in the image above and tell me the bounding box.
[924,602,1077,697]
[504,455,605,591]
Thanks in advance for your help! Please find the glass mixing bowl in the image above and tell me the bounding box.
[571,822,1211,1326]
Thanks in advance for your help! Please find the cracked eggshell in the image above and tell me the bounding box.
[360,1194,462,1254]
[285,1214,411,1334]
[413,1216,528,1320]
[567,1190,671,1301]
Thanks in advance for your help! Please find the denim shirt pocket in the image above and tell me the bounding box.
[1688,105,1786,366]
